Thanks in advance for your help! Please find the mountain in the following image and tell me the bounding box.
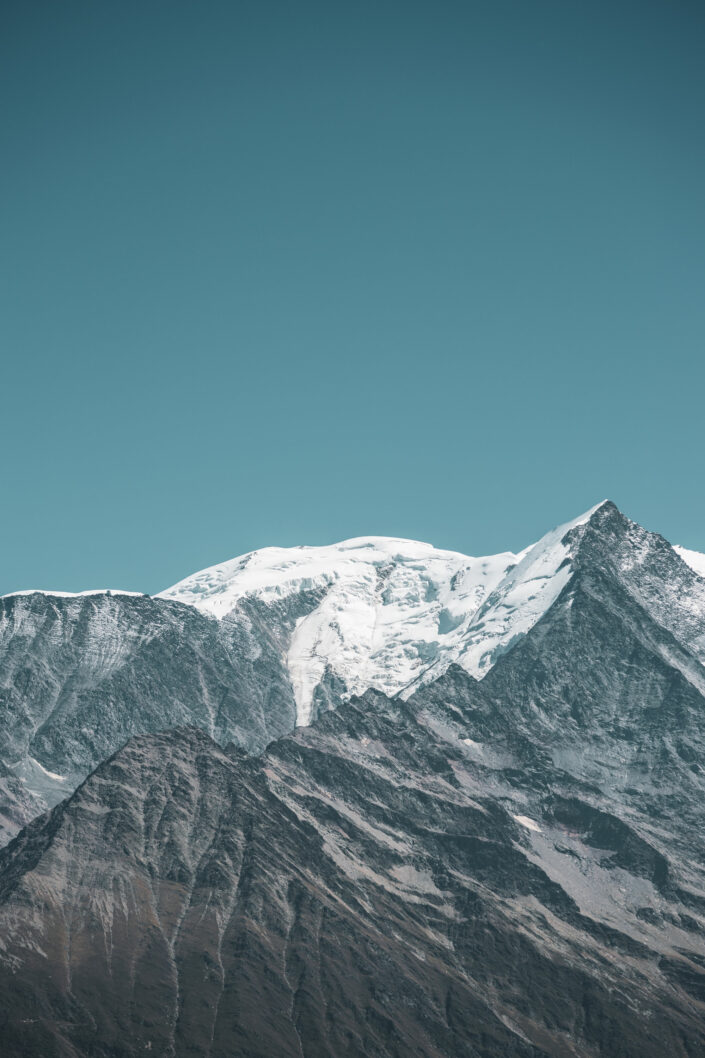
[157,504,609,711]
[1,501,705,1055]
[1,502,704,847]
[158,533,519,719]
[0,683,704,1057]
[0,590,301,842]
[158,500,705,702]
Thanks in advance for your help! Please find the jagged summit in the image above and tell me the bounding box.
[4,500,702,730]
[157,501,614,719]
[2,499,704,846]
[158,502,613,619]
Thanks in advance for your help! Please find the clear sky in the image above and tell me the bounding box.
[2,0,704,594]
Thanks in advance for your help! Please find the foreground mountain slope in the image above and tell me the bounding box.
[1,689,704,1058]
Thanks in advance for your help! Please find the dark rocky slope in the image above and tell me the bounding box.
[0,589,322,841]
[0,678,704,1057]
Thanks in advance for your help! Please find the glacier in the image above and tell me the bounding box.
[158,502,612,722]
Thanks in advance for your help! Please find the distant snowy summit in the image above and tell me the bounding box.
[6,501,705,731]
[3,496,705,846]
[159,532,517,723]
[160,499,705,724]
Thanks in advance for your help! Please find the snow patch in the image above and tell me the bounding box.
[513,814,542,833]
[454,503,606,679]
[26,757,66,784]
[674,545,705,580]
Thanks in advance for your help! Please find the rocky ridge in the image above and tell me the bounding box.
[3,500,704,847]
[0,502,705,1054]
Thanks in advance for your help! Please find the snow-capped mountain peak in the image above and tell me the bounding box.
[428,499,610,682]
[9,499,699,736]
[159,536,518,723]
[158,503,610,723]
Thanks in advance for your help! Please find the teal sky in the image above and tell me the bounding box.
[2,1,704,593]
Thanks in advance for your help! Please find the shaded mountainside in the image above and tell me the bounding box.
[1,687,704,1058]
[0,589,319,841]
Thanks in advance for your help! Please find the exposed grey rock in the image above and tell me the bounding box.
[0,758,44,847]
[0,691,704,1058]
[0,590,316,838]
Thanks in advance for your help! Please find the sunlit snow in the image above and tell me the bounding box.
[159,505,608,725]
[674,545,705,580]
[161,536,516,724]
[513,814,542,833]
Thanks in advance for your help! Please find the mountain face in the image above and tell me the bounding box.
[0,511,564,840]
[158,533,520,717]
[1,683,704,1058]
[1,501,704,834]
[1,501,705,1056]
[0,590,307,842]
[157,501,705,704]
[2,501,704,846]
